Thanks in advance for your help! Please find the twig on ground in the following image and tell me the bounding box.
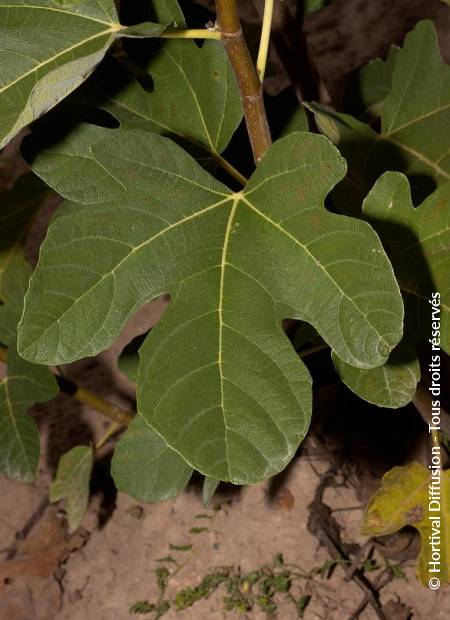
[307,468,389,620]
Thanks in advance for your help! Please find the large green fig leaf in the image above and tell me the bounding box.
[50,444,93,531]
[0,254,57,481]
[0,0,166,148]
[308,20,450,214]
[18,129,403,483]
[81,37,242,162]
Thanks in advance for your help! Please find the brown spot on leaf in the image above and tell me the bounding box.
[405,505,423,523]
[297,187,305,203]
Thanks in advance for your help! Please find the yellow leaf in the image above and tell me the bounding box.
[362,462,449,586]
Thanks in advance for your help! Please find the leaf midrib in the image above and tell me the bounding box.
[106,60,225,159]
[218,198,238,479]
[164,47,215,152]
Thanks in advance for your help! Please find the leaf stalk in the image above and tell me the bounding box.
[256,0,274,81]
[160,28,221,40]
[213,152,248,185]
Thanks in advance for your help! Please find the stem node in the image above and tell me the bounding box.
[215,0,272,163]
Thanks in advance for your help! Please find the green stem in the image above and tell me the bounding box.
[70,384,133,425]
[256,0,274,81]
[215,0,272,163]
[160,28,220,40]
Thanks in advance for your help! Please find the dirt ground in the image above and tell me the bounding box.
[1,0,450,618]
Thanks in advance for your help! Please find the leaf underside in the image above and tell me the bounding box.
[333,171,449,408]
[364,172,450,354]
[0,0,166,148]
[0,0,120,148]
[76,37,243,159]
[309,20,450,214]
[18,129,403,484]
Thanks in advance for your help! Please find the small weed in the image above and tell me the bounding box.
[129,520,407,618]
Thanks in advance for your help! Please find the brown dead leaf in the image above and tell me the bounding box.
[0,508,86,593]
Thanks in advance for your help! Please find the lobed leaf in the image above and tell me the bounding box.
[308,20,450,214]
[0,0,165,148]
[82,37,242,160]
[50,444,93,531]
[332,345,420,409]
[333,172,449,407]
[18,129,403,484]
